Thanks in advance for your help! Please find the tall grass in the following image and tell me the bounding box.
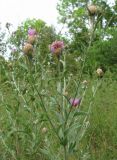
[0,53,117,160]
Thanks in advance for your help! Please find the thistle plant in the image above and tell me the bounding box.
[0,14,105,160]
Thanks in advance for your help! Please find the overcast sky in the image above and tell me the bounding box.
[0,0,115,30]
[0,0,59,29]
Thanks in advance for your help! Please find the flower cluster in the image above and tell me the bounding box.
[27,28,37,44]
[23,28,37,56]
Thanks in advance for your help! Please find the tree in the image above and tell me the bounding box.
[0,23,7,56]
[85,28,117,74]
[57,0,117,73]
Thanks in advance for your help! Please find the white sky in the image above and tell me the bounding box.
[0,0,115,59]
[0,0,59,29]
[0,0,115,31]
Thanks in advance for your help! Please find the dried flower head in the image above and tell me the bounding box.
[87,5,97,15]
[82,80,88,85]
[96,68,104,77]
[27,35,37,44]
[70,98,81,107]
[41,127,48,134]
[50,41,64,56]
[23,43,33,55]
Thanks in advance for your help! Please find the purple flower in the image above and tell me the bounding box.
[11,48,17,53]
[70,98,81,107]
[28,28,37,36]
[50,41,64,55]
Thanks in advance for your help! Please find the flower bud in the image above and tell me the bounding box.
[41,127,48,134]
[82,80,88,85]
[70,98,81,107]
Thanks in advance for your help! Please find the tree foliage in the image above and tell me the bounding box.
[57,0,117,73]
[85,28,117,74]
[0,24,6,56]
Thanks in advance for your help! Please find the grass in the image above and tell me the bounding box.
[82,79,117,160]
[0,60,117,160]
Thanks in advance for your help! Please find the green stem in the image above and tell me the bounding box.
[77,79,102,142]
[63,53,66,117]
[57,59,61,93]
[30,74,62,143]
[63,20,95,130]
[64,145,67,160]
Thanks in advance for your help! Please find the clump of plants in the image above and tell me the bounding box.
[0,7,106,160]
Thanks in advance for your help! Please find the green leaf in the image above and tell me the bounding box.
[73,111,87,117]
[19,63,28,71]
[68,141,76,153]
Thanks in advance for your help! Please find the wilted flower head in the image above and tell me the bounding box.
[82,80,88,85]
[50,40,64,55]
[96,68,103,77]
[70,98,81,107]
[27,35,37,44]
[23,43,33,55]
[41,127,48,134]
[28,28,37,36]
[87,5,97,15]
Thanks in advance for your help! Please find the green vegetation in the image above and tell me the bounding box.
[1,59,117,159]
[0,0,117,159]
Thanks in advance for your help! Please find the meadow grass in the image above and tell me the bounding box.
[81,77,117,160]
[0,61,117,160]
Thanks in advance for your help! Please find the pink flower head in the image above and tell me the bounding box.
[70,98,81,107]
[28,28,37,36]
[50,41,64,55]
